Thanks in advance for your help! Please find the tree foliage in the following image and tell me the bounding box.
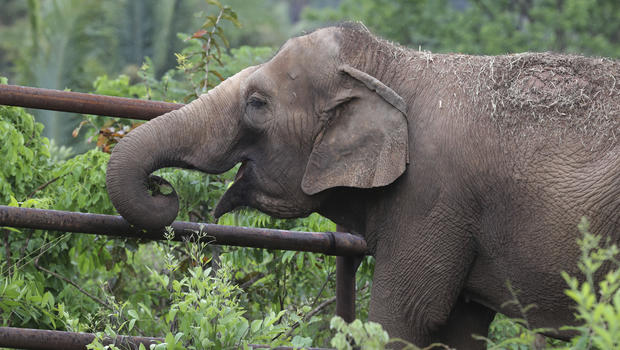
[302,0,620,57]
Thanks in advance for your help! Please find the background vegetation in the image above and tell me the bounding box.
[1,0,619,348]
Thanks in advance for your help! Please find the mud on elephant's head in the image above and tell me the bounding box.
[106,25,409,229]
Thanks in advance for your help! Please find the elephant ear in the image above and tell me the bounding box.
[301,65,409,195]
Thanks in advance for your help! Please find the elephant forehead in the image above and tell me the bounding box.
[259,31,341,91]
[276,28,342,65]
[294,27,341,58]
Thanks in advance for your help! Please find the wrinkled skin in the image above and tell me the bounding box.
[107,24,620,349]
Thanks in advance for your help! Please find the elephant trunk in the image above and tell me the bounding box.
[106,82,241,230]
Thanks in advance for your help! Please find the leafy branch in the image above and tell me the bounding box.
[178,0,241,100]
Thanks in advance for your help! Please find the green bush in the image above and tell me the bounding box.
[0,81,51,205]
[330,317,393,350]
[561,218,620,349]
[86,227,312,350]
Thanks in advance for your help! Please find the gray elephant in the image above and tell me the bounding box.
[106,23,620,349]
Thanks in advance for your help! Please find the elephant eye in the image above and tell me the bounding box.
[244,92,272,129]
[247,94,266,108]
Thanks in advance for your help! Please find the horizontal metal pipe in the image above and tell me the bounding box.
[0,327,334,350]
[0,84,183,120]
[0,327,161,350]
[0,206,367,256]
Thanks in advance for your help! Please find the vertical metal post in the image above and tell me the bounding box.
[336,255,357,322]
[336,225,359,322]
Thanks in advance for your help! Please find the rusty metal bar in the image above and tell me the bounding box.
[0,84,183,120]
[0,327,334,350]
[335,225,362,322]
[0,327,161,350]
[0,206,367,256]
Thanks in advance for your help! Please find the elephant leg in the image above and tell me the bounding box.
[368,234,478,348]
[430,297,496,350]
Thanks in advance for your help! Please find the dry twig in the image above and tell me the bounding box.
[26,175,62,199]
[34,254,112,310]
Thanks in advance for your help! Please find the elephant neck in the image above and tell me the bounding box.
[338,30,422,104]
[317,187,375,242]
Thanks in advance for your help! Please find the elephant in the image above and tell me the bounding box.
[106,23,620,349]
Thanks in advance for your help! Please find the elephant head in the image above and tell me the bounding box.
[106,26,409,230]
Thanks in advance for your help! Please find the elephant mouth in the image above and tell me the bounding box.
[213,160,314,220]
[235,161,249,181]
[213,161,252,218]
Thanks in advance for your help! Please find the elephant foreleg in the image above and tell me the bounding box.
[368,236,478,348]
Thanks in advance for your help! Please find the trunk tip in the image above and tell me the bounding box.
[108,174,180,230]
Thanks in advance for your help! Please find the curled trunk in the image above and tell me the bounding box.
[106,84,240,229]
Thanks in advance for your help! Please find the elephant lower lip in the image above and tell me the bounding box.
[235,162,249,181]
[214,164,250,219]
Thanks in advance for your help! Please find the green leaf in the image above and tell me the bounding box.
[128,319,136,332]
[250,319,262,333]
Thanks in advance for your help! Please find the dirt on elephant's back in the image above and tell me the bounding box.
[340,24,618,147]
[461,52,619,147]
